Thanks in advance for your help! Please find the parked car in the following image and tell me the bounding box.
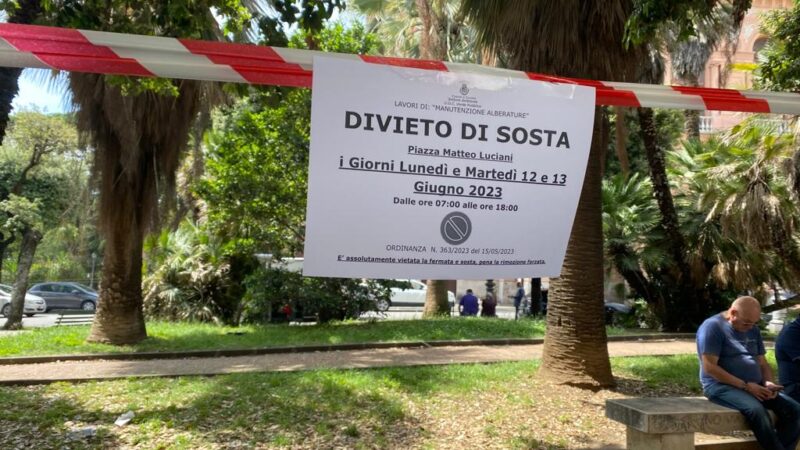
[28,282,99,312]
[0,283,47,317]
[604,301,634,326]
[381,279,456,309]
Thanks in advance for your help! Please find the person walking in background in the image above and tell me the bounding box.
[459,289,479,316]
[513,282,525,320]
[697,296,800,450]
[481,292,497,317]
[776,316,800,404]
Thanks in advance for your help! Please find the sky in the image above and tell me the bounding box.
[12,69,69,113]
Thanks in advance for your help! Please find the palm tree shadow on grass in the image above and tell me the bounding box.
[0,385,123,449]
[119,370,424,448]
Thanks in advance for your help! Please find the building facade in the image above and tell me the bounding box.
[663,0,793,134]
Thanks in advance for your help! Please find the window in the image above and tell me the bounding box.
[753,37,769,62]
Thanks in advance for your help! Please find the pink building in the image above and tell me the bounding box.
[663,0,793,134]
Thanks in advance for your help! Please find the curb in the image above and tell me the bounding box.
[0,333,698,366]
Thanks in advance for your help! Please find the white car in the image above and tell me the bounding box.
[0,283,47,317]
[378,279,456,310]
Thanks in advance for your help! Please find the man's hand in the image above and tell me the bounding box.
[765,381,784,394]
[746,382,778,401]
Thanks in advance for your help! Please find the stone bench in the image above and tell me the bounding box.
[606,397,765,450]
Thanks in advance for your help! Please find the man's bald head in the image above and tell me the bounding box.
[728,296,761,332]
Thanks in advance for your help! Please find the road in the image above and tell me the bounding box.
[0,312,63,329]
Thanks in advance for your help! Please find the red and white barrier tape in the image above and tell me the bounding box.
[1,23,799,114]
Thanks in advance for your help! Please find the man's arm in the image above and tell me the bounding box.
[702,354,775,400]
[757,354,782,397]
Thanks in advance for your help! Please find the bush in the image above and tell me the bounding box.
[143,222,256,325]
[241,266,392,323]
[632,298,661,330]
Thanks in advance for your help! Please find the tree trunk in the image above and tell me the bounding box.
[638,107,707,330]
[638,108,690,279]
[540,110,614,388]
[684,109,701,140]
[423,280,450,317]
[86,216,147,344]
[415,0,446,60]
[530,277,542,316]
[2,227,41,330]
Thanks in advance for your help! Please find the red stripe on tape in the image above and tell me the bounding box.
[527,73,608,88]
[35,55,154,77]
[672,86,771,113]
[360,55,448,71]
[181,39,309,84]
[596,89,641,107]
[236,68,313,88]
[0,24,152,77]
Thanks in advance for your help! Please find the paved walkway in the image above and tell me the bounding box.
[0,339,697,385]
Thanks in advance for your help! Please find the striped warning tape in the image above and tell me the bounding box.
[1,23,798,114]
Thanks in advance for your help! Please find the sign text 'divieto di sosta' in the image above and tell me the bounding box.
[303,56,595,279]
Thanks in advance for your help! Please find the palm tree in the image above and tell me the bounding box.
[352,0,479,63]
[36,0,344,344]
[462,0,644,387]
[663,3,744,138]
[674,119,800,289]
[67,74,204,343]
[628,1,751,330]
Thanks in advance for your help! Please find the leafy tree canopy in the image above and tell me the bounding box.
[198,22,380,257]
[0,111,76,227]
[757,1,800,92]
[625,0,751,46]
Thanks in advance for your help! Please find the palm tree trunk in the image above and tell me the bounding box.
[86,211,147,343]
[638,107,706,330]
[422,279,450,317]
[684,109,701,140]
[416,0,446,60]
[2,227,41,331]
[541,111,614,388]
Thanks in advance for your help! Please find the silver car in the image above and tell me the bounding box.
[0,283,47,317]
[28,282,99,311]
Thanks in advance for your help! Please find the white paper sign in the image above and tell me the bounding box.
[303,56,595,279]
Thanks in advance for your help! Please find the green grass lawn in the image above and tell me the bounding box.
[0,354,705,449]
[0,318,557,357]
[0,318,664,358]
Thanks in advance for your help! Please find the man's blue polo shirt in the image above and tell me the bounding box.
[697,313,765,391]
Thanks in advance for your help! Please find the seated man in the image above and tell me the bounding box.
[458,289,479,317]
[776,316,800,403]
[698,296,800,450]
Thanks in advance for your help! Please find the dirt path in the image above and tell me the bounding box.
[0,339,697,385]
